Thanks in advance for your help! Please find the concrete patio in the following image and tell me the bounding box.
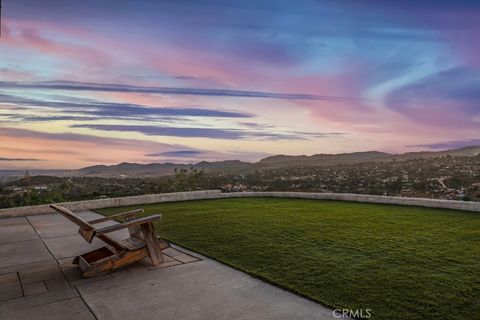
[0,210,336,319]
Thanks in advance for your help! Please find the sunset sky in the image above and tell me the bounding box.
[0,0,479,169]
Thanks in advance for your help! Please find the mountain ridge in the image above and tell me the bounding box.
[2,146,479,179]
[74,145,480,178]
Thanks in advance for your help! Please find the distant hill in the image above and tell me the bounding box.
[78,162,189,178]
[74,160,252,178]
[259,146,480,167]
[258,151,392,167]
[72,145,480,178]
[398,146,480,159]
[1,146,479,179]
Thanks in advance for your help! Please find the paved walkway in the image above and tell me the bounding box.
[0,211,336,319]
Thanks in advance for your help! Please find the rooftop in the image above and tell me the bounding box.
[0,209,334,320]
[1,192,479,319]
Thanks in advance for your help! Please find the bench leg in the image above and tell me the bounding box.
[140,222,164,266]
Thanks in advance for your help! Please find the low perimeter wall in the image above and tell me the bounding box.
[0,190,222,218]
[221,192,480,212]
[0,190,479,218]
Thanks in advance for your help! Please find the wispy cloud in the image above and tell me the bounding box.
[407,139,480,149]
[0,80,344,101]
[71,124,284,140]
[0,126,217,168]
[2,114,97,122]
[0,157,41,161]
[146,150,203,157]
[385,67,480,127]
[72,124,341,140]
[0,126,274,168]
[0,93,253,120]
[0,126,178,148]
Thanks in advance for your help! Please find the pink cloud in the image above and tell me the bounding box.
[2,20,110,68]
[0,126,262,169]
[276,67,378,125]
[2,19,291,89]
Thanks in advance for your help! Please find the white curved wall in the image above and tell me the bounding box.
[0,190,479,218]
[221,192,480,212]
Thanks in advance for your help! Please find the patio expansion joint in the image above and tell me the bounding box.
[21,296,82,311]
[25,215,58,263]
[16,271,25,297]
[19,215,100,319]
[74,286,99,320]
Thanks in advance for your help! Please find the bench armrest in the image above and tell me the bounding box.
[88,209,144,224]
[95,214,161,235]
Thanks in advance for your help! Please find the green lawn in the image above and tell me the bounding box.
[97,198,480,320]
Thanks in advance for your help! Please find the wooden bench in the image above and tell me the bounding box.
[50,204,169,277]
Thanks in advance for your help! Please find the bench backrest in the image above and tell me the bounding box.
[50,204,96,242]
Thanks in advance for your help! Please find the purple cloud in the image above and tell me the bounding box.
[407,139,480,149]
[146,150,203,157]
[385,67,480,127]
[71,124,340,140]
[71,124,288,140]
[0,80,344,101]
[0,157,42,161]
[0,93,253,119]
[0,126,180,148]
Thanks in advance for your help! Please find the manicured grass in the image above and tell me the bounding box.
[97,198,480,319]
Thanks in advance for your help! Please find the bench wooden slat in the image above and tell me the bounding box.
[49,204,166,277]
[50,204,96,242]
[50,204,94,231]
[88,209,144,224]
[95,215,161,235]
[120,237,145,251]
